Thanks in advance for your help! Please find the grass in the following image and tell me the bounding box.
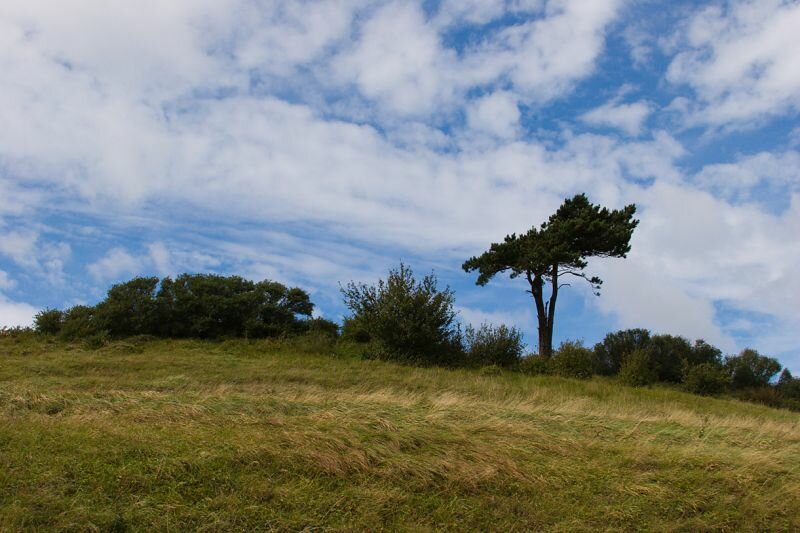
[1,333,799,531]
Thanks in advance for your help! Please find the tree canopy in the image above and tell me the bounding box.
[463,193,638,357]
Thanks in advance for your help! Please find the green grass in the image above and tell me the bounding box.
[1,334,799,531]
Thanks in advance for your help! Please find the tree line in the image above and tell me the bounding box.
[28,194,800,410]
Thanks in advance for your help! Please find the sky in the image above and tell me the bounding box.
[1,0,799,370]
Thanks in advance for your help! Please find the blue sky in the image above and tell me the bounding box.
[1,0,799,371]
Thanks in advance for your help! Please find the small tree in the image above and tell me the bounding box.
[464,323,525,368]
[341,263,463,365]
[463,194,637,357]
[593,328,651,375]
[34,308,64,335]
[725,348,781,389]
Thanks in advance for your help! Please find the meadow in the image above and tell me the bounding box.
[1,334,799,531]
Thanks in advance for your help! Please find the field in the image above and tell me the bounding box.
[1,334,799,531]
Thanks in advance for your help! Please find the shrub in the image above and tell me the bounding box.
[549,341,598,379]
[687,339,723,367]
[778,369,800,399]
[683,363,728,395]
[648,334,692,382]
[59,305,102,341]
[464,323,524,368]
[518,355,550,376]
[95,277,160,337]
[341,263,464,366]
[302,317,340,338]
[725,348,781,389]
[34,308,63,335]
[593,328,651,375]
[619,349,657,387]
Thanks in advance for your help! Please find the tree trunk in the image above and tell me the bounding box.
[528,271,553,358]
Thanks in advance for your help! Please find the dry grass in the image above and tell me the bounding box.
[1,334,799,531]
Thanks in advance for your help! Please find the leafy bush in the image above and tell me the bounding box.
[34,308,63,335]
[464,323,524,368]
[683,363,728,395]
[549,341,598,379]
[687,340,723,367]
[95,277,160,337]
[518,355,550,376]
[59,305,102,341]
[619,349,657,387]
[778,369,800,399]
[725,349,781,389]
[302,317,340,338]
[593,328,651,375]
[341,263,464,366]
[38,274,316,341]
[648,334,692,382]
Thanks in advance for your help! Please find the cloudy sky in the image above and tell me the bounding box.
[1,0,798,369]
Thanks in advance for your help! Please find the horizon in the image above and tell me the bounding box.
[1,0,798,372]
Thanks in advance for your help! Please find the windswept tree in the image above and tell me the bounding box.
[463,194,638,357]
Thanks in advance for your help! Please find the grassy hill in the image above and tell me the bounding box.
[1,334,799,531]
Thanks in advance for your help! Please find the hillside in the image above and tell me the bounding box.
[1,334,799,531]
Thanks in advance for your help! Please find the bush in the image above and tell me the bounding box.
[683,363,728,395]
[302,317,340,338]
[778,369,800,399]
[648,334,692,382]
[593,328,651,375]
[619,349,657,387]
[34,308,63,335]
[549,341,598,379]
[518,355,550,376]
[687,339,723,367]
[725,348,781,389]
[341,263,464,366]
[464,323,524,368]
[59,305,102,341]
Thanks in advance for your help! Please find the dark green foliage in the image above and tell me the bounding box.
[648,335,692,382]
[59,305,102,340]
[683,363,729,395]
[341,263,463,365]
[302,317,340,338]
[725,349,782,389]
[464,323,525,368]
[777,369,800,399]
[619,349,657,387]
[549,341,598,379]
[156,275,313,339]
[687,339,723,367]
[34,308,63,335]
[42,274,317,341]
[593,328,651,375]
[463,194,638,357]
[518,355,550,375]
[95,277,160,337]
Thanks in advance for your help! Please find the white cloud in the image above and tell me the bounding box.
[667,0,800,127]
[88,247,141,282]
[467,91,521,138]
[0,229,69,284]
[148,242,172,277]
[594,182,800,353]
[694,150,800,200]
[580,100,652,136]
[0,296,37,328]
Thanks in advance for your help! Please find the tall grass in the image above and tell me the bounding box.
[1,335,799,531]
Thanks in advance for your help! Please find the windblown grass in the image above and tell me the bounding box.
[1,334,799,531]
